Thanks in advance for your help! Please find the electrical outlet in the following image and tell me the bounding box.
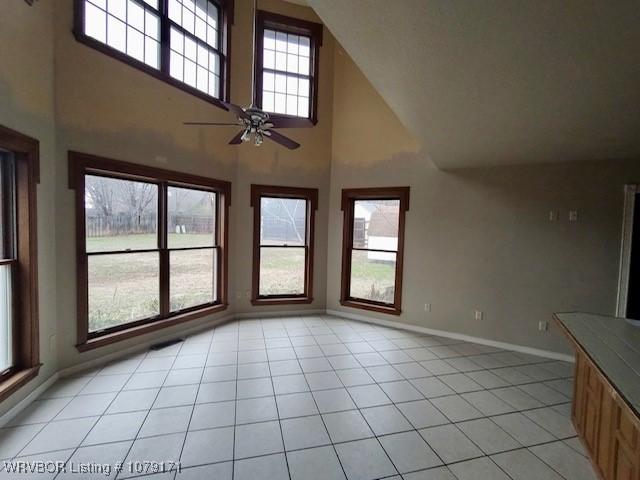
[569,210,578,223]
[475,310,483,321]
[245,290,251,299]
[538,321,549,332]
[424,303,431,312]
[549,210,559,222]
[236,291,242,300]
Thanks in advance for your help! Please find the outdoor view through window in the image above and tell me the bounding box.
[349,199,400,304]
[259,196,307,296]
[85,175,217,332]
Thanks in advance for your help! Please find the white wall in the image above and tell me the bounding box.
[0,0,59,413]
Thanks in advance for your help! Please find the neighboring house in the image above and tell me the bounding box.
[366,206,399,262]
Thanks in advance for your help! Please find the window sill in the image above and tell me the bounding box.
[251,297,313,306]
[270,115,317,128]
[0,365,41,403]
[340,299,401,316]
[76,303,229,352]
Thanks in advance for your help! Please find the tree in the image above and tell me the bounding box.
[86,176,115,217]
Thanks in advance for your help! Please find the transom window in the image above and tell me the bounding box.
[254,11,323,126]
[70,152,230,350]
[340,187,410,315]
[76,0,233,106]
[251,185,317,305]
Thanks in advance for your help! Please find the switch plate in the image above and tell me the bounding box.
[538,321,548,332]
[549,210,559,222]
[424,303,431,312]
[475,310,483,321]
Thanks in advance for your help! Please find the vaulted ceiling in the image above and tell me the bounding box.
[306,0,640,169]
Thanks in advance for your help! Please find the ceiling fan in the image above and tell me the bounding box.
[184,0,300,150]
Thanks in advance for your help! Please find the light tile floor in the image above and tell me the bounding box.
[0,315,597,480]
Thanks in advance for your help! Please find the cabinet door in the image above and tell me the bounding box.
[611,402,640,480]
[573,352,588,434]
[582,361,603,454]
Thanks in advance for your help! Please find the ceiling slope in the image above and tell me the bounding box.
[307,0,640,169]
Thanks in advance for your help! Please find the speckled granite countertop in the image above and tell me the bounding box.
[555,312,640,416]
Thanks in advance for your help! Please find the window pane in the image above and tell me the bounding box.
[85,2,107,43]
[259,247,305,296]
[84,1,160,70]
[88,252,160,332]
[353,199,400,250]
[260,197,306,246]
[85,175,158,253]
[168,186,216,248]
[0,264,13,373]
[349,250,396,304]
[170,248,216,311]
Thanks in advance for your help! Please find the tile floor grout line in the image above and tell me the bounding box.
[174,322,219,480]
[259,318,294,480]
[12,356,145,475]
[230,322,239,480]
[285,318,352,480]
[2,316,585,480]
[111,340,186,480]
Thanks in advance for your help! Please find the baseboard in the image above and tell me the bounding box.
[0,372,59,427]
[326,309,575,363]
[234,309,326,320]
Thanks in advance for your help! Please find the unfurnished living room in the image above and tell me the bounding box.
[1,0,639,479]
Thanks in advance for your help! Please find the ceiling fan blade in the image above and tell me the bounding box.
[222,101,251,121]
[184,122,239,126]
[264,129,300,150]
[228,129,246,145]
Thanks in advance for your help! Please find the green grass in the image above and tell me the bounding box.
[349,251,396,302]
[87,234,397,331]
[258,248,305,295]
[87,234,215,332]
[87,233,215,251]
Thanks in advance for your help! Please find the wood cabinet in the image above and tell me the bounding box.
[572,349,640,480]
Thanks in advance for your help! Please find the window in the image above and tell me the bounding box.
[0,125,39,402]
[254,11,323,127]
[340,187,410,315]
[251,185,317,305]
[74,0,233,107]
[70,151,230,351]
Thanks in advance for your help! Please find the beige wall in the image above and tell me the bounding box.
[1,0,638,417]
[0,1,59,412]
[53,0,333,369]
[327,46,640,354]
[0,0,333,415]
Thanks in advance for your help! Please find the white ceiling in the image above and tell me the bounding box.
[306,0,640,169]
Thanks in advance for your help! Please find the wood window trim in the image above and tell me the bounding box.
[253,10,323,128]
[340,187,410,316]
[69,151,231,352]
[72,0,234,111]
[250,184,318,306]
[0,125,40,403]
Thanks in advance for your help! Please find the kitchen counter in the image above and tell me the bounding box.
[555,312,640,416]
